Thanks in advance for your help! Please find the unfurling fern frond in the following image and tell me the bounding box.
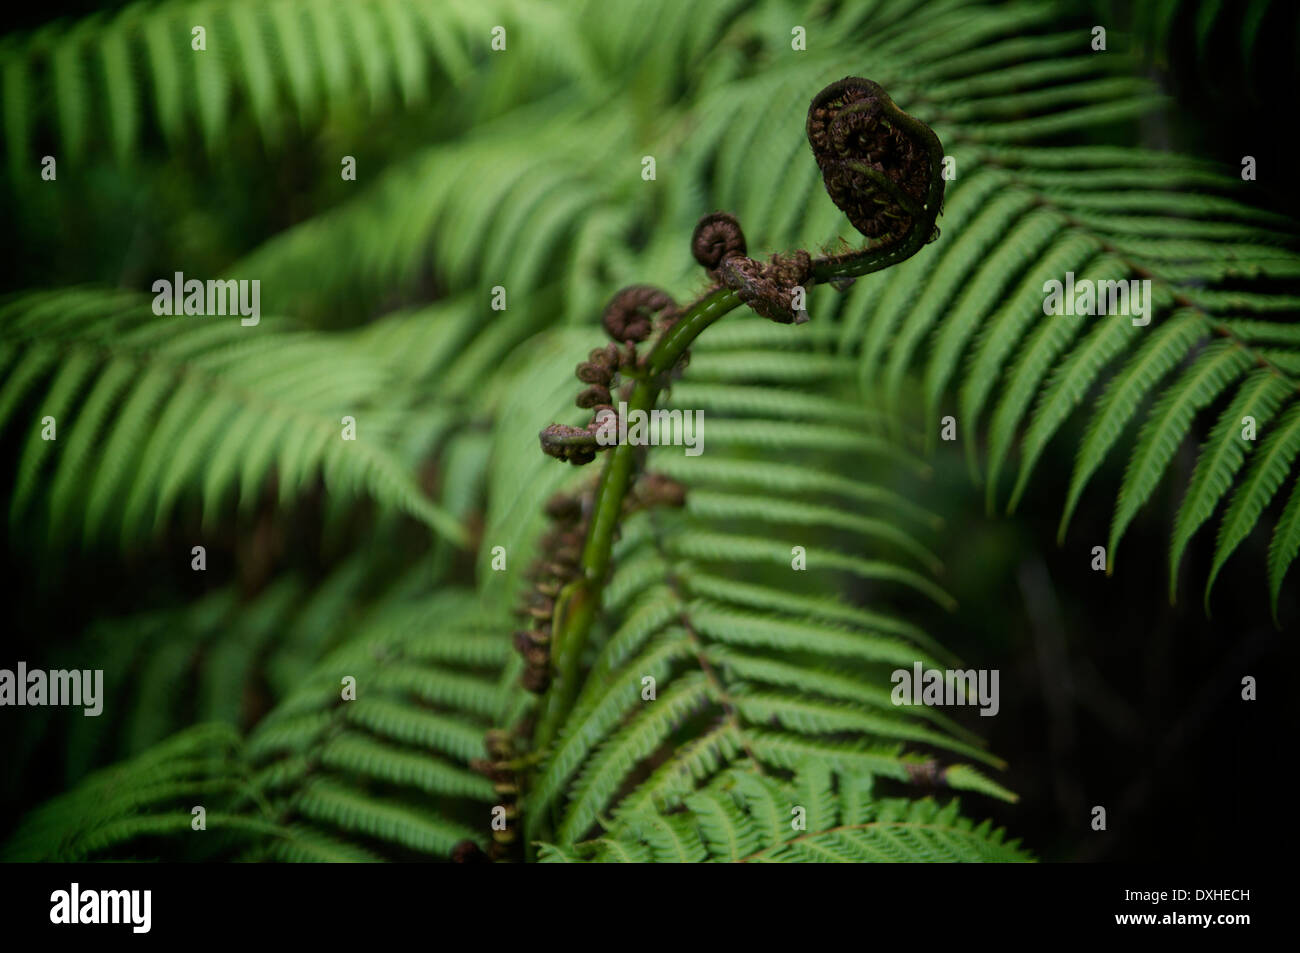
[545,0,1298,619]
[523,315,1013,852]
[508,79,1021,857]
[658,0,1300,618]
[173,0,1300,617]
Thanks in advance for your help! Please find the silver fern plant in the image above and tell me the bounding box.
[3,0,1297,862]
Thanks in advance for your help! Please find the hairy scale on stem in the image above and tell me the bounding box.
[512,78,946,854]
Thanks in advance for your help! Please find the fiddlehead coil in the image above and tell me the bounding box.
[806,77,946,280]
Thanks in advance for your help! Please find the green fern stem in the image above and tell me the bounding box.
[535,286,740,751]
[534,223,944,748]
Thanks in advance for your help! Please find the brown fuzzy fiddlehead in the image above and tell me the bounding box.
[540,286,680,466]
[512,488,588,693]
[806,77,946,281]
[543,78,945,462]
[691,212,748,275]
[807,78,932,241]
[692,211,813,324]
[601,285,677,343]
[467,729,523,862]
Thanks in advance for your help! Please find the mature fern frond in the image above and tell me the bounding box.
[0,289,465,547]
[650,0,1300,616]
[40,557,381,783]
[0,724,285,861]
[0,0,597,170]
[4,589,515,861]
[539,763,1031,863]
[239,588,512,860]
[235,105,635,325]
[889,132,1300,613]
[606,2,1300,616]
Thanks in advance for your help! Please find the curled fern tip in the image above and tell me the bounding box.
[807,77,944,244]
